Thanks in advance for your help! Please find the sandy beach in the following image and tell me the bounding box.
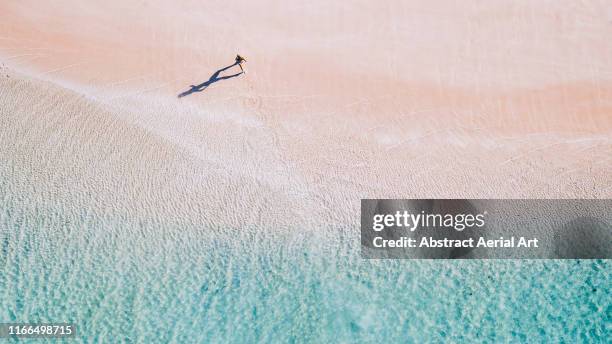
[2,1,611,230]
[1,1,611,341]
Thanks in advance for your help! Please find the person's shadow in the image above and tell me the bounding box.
[178,63,242,98]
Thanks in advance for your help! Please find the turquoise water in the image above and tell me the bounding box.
[1,209,610,343]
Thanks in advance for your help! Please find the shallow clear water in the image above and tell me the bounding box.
[1,206,610,343]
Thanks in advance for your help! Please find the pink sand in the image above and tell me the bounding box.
[1,1,611,227]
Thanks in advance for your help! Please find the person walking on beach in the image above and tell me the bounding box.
[235,54,247,73]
